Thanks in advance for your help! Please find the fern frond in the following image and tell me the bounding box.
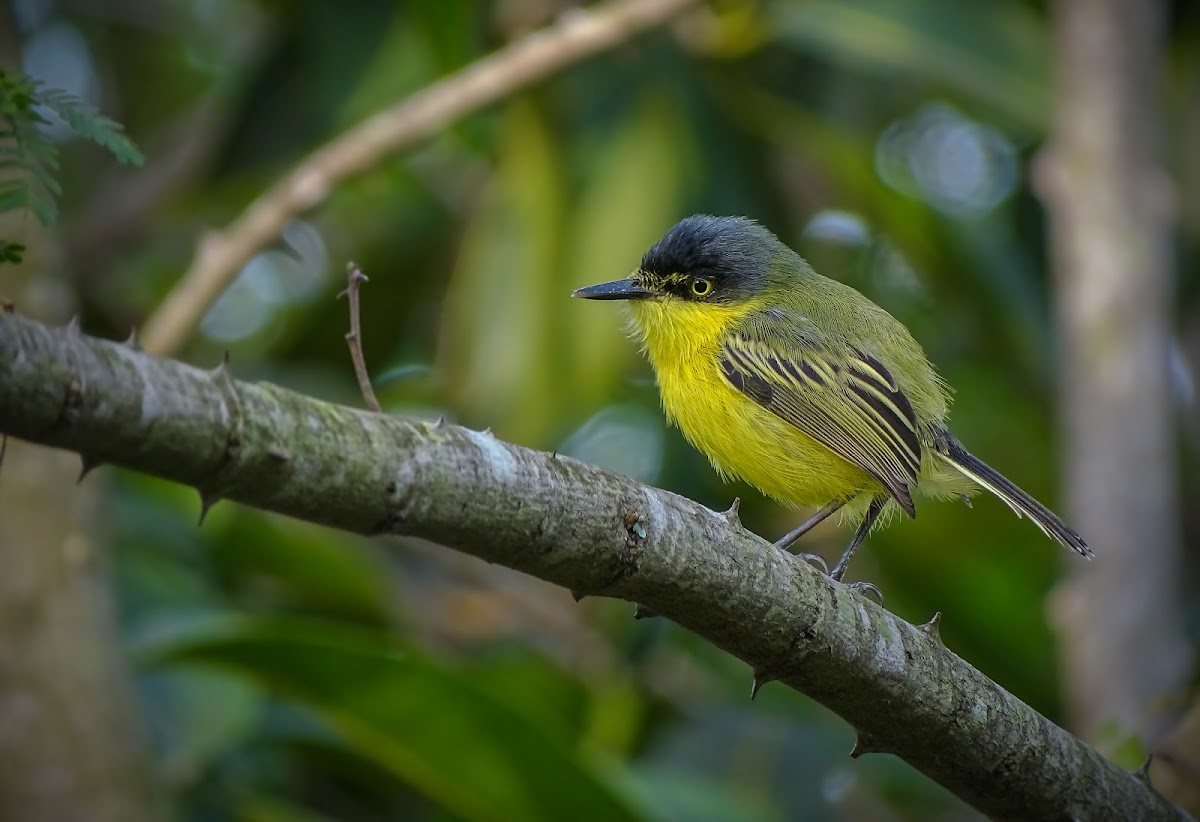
[0,69,142,238]
[0,180,26,213]
[1,107,59,226]
[36,87,144,167]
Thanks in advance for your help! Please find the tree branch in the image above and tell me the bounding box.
[139,0,699,356]
[0,312,1187,821]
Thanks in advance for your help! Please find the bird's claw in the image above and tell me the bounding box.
[845,580,883,604]
[796,552,882,603]
[794,552,829,574]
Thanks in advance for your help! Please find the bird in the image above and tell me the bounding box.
[572,215,1090,591]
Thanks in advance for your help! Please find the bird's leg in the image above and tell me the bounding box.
[830,496,886,583]
[773,499,845,572]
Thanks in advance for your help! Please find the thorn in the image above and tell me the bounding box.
[124,327,142,350]
[67,314,82,335]
[918,611,943,643]
[77,455,103,483]
[570,590,586,603]
[551,450,558,459]
[959,494,973,509]
[850,732,880,759]
[434,415,446,428]
[209,354,234,386]
[1132,754,1154,785]
[633,603,659,620]
[198,491,220,526]
[723,497,742,527]
[482,426,493,437]
[750,671,775,700]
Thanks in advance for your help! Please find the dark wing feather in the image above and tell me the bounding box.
[718,334,922,517]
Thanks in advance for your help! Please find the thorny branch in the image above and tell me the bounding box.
[138,0,700,357]
[0,311,1188,822]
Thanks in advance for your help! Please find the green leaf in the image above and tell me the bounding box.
[144,669,264,780]
[27,150,62,194]
[0,113,57,227]
[0,69,143,238]
[0,180,27,212]
[0,240,24,264]
[36,86,145,166]
[140,617,649,822]
[206,512,394,624]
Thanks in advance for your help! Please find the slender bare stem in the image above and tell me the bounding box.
[337,262,381,413]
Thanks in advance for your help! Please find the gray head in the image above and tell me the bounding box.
[572,215,786,304]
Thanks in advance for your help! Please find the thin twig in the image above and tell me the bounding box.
[337,262,381,413]
[140,0,699,356]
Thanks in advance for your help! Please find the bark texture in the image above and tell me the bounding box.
[1040,0,1191,742]
[0,312,1188,821]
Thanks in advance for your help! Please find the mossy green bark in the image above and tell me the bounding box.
[0,312,1187,821]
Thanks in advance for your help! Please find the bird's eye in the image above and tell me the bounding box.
[691,278,713,297]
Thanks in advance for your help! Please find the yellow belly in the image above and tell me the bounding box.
[629,299,878,510]
[657,353,876,507]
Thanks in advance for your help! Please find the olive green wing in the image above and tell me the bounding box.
[718,332,922,517]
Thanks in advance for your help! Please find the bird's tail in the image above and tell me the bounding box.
[934,431,1092,558]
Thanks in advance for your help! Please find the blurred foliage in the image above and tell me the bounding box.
[0,67,142,262]
[6,0,1200,819]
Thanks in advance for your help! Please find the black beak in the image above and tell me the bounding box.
[571,278,655,301]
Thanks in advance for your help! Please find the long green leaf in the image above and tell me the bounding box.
[141,618,648,822]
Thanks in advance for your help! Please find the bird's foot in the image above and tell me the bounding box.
[793,552,828,574]
[844,580,883,605]
[793,552,883,603]
[829,557,884,604]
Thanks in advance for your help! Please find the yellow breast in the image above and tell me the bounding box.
[628,299,875,508]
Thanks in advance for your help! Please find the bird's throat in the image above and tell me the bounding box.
[628,298,760,368]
